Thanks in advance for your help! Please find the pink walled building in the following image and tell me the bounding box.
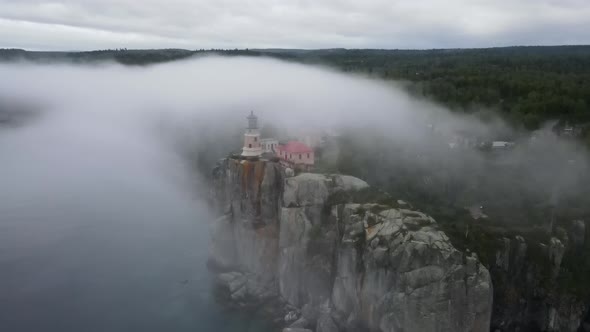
[276,141,314,170]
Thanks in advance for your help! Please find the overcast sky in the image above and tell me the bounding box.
[1,0,589,51]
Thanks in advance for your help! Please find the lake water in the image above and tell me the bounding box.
[0,111,269,332]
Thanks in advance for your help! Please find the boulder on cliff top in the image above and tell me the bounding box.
[283,173,369,207]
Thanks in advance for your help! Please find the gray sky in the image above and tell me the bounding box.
[1,0,589,51]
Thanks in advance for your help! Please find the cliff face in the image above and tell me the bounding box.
[489,231,589,331]
[209,158,493,332]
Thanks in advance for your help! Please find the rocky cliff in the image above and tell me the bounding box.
[208,158,493,332]
[486,227,590,331]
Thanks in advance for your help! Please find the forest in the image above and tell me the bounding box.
[283,47,590,130]
[2,46,590,133]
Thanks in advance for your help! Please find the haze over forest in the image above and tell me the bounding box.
[3,46,590,133]
[1,52,589,296]
[1,0,590,331]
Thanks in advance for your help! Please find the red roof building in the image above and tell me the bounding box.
[276,141,314,169]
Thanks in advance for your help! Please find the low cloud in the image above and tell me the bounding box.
[1,56,589,228]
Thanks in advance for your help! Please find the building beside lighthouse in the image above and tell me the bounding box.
[241,111,263,157]
[260,138,279,153]
[239,111,315,171]
[276,141,314,171]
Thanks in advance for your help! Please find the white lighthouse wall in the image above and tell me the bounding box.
[242,132,262,156]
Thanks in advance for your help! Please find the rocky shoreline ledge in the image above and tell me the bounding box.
[207,157,492,332]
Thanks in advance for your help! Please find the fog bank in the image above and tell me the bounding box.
[0,56,588,330]
[2,55,589,229]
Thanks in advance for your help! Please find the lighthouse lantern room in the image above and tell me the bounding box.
[241,111,263,157]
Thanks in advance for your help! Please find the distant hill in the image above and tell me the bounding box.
[0,48,196,65]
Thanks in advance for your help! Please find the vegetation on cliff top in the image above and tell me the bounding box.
[316,127,590,300]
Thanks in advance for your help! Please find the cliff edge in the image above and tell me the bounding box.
[208,158,493,332]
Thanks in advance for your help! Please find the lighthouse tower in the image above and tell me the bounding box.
[241,111,263,157]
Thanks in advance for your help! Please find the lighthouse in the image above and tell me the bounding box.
[241,111,263,157]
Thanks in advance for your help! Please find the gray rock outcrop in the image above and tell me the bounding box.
[570,220,586,248]
[209,158,493,332]
[330,205,492,332]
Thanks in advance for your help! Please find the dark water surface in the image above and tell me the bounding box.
[0,112,268,332]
